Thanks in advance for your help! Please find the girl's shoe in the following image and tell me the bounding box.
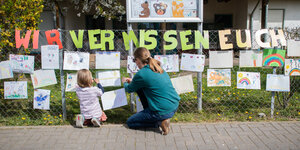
[161,119,170,135]
[76,114,84,128]
[91,117,101,127]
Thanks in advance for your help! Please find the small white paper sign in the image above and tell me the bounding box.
[127,56,139,73]
[154,55,179,72]
[209,50,233,68]
[65,73,78,92]
[34,89,50,110]
[101,88,128,110]
[266,74,290,92]
[9,54,34,73]
[31,70,57,89]
[0,61,13,80]
[180,53,205,72]
[285,59,300,76]
[136,96,143,113]
[97,70,121,87]
[41,45,59,69]
[287,40,300,57]
[239,50,263,67]
[237,72,261,89]
[96,51,120,69]
[4,81,27,99]
[63,52,90,70]
[171,75,194,94]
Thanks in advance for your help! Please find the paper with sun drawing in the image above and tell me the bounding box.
[4,81,27,99]
[136,96,144,113]
[34,89,51,110]
[285,59,300,76]
[127,56,139,73]
[63,52,89,70]
[237,72,260,89]
[0,61,13,80]
[207,69,231,87]
[9,54,34,73]
[180,53,205,72]
[101,88,128,110]
[65,73,78,92]
[31,70,57,89]
[95,51,120,69]
[154,55,179,72]
[97,70,121,87]
[171,75,194,94]
[149,0,172,18]
[239,50,263,67]
[209,51,233,68]
[41,45,59,69]
[287,40,300,57]
[266,74,290,92]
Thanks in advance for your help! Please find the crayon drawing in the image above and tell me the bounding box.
[34,89,50,110]
[0,61,13,80]
[101,88,128,110]
[31,70,57,89]
[180,53,205,72]
[4,81,27,99]
[97,70,121,87]
[154,55,179,72]
[65,73,78,92]
[41,45,59,69]
[127,56,139,73]
[150,0,172,17]
[266,74,290,92]
[237,72,261,89]
[172,0,184,17]
[207,69,231,87]
[262,49,286,67]
[95,51,120,69]
[285,59,300,76]
[239,50,263,67]
[63,52,90,70]
[9,54,34,73]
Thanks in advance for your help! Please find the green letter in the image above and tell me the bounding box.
[100,30,114,50]
[163,30,178,50]
[69,30,84,48]
[194,30,209,49]
[180,30,193,50]
[122,30,139,50]
[140,30,158,50]
[88,29,101,50]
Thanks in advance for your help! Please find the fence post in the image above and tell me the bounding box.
[59,28,67,120]
[197,1,203,111]
[127,23,135,112]
[270,67,276,118]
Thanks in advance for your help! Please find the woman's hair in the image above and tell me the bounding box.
[77,69,93,88]
[134,47,164,74]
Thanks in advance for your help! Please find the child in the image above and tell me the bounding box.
[75,69,107,128]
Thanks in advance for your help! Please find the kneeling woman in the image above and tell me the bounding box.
[122,47,180,135]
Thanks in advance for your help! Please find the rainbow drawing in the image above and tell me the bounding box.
[262,49,286,67]
[238,77,251,85]
[289,68,300,76]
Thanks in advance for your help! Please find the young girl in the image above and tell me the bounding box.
[75,69,107,128]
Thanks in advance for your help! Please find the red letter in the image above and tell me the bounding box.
[33,30,40,49]
[15,29,31,49]
[45,30,63,49]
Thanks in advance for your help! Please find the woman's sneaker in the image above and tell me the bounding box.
[161,119,170,135]
[76,114,84,128]
[91,117,101,127]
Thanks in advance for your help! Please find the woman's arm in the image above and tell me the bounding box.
[123,73,144,93]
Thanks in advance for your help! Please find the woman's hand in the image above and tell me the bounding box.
[122,77,132,83]
[93,78,100,84]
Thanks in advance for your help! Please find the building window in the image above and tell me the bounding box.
[214,14,233,29]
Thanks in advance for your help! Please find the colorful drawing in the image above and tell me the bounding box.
[41,45,59,69]
[34,89,50,110]
[63,52,90,70]
[287,40,300,57]
[97,70,121,87]
[266,74,290,92]
[209,50,233,68]
[31,70,57,89]
[132,0,149,18]
[127,56,139,73]
[237,72,261,89]
[95,51,120,69]
[139,1,150,18]
[207,69,231,87]
[154,55,179,72]
[171,75,194,94]
[172,0,184,17]
[239,50,263,67]
[150,0,172,17]
[4,81,27,99]
[9,54,34,73]
[285,59,300,76]
[101,88,128,110]
[180,53,205,72]
[262,49,286,67]
[0,61,13,80]
[183,10,197,17]
[65,73,78,92]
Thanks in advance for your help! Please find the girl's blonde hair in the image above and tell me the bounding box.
[134,47,164,74]
[77,69,93,88]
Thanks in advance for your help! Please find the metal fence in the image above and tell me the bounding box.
[0,29,299,126]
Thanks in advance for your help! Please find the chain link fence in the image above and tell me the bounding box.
[0,29,299,126]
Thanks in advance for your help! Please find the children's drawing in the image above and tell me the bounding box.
[180,53,205,72]
[172,0,184,17]
[207,69,231,87]
[31,70,57,89]
[9,54,34,73]
[127,56,139,73]
[150,0,172,17]
[97,70,121,87]
[101,88,128,110]
[209,50,233,68]
[287,40,300,57]
[183,10,197,17]
[237,72,261,89]
[95,51,120,69]
[65,73,78,92]
[34,89,50,110]
[4,81,27,99]
[182,0,197,9]
[285,59,300,76]
[154,55,179,72]
[171,75,194,94]
[266,74,290,92]
[0,61,13,80]
[41,45,59,69]
[132,0,150,18]
[63,52,89,70]
[136,96,144,113]
[239,50,263,67]
[262,49,286,67]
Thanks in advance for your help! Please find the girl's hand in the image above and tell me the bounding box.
[93,78,100,84]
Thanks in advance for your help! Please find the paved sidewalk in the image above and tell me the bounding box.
[0,121,299,150]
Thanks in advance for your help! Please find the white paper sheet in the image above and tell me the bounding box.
[97,70,121,87]
[101,88,128,110]
[171,75,194,94]
[237,72,261,89]
[65,73,78,92]
[287,40,300,57]
[9,54,34,73]
[180,53,205,72]
[207,69,231,87]
[266,74,290,92]
[209,51,233,68]
[63,52,89,70]
[127,56,139,73]
[154,55,179,72]
[239,50,263,67]
[41,45,59,69]
[34,89,50,110]
[136,96,144,113]
[0,61,13,80]
[4,81,27,99]
[95,51,120,69]
[285,59,300,76]
[31,70,57,89]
